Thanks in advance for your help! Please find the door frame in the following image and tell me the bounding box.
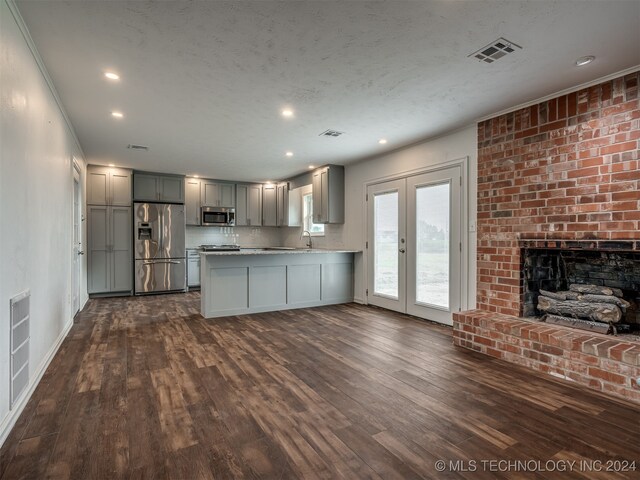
[71,158,83,316]
[362,156,470,317]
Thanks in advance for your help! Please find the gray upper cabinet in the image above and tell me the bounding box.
[133,173,184,203]
[87,165,131,206]
[312,165,344,224]
[276,182,290,227]
[185,177,201,226]
[87,205,132,294]
[202,181,236,207]
[236,184,262,226]
[262,184,278,226]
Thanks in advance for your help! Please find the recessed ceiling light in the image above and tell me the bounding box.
[285,151,293,157]
[105,72,120,80]
[193,175,199,178]
[108,163,115,167]
[378,139,388,144]
[281,109,294,118]
[308,165,315,169]
[111,111,124,118]
[575,55,595,67]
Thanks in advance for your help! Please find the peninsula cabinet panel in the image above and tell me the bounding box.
[87,165,131,206]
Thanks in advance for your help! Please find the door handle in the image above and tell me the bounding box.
[78,251,85,256]
[399,248,406,253]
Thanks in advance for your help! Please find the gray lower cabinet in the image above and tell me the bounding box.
[133,173,184,203]
[185,178,201,225]
[87,165,131,206]
[262,183,277,226]
[187,250,201,287]
[87,205,132,294]
[312,165,344,224]
[236,184,262,226]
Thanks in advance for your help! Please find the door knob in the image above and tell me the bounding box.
[78,251,85,256]
[399,248,406,253]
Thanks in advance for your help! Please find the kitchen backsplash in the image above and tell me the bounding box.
[185,226,283,248]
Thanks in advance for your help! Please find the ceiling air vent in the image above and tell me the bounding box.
[127,144,150,151]
[319,129,345,138]
[469,37,522,63]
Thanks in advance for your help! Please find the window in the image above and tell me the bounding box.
[303,193,324,235]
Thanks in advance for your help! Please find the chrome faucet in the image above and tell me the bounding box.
[301,230,313,249]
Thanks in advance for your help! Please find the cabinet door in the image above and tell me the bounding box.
[110,169,132,206]
[87,205,109,293]
[312,171,323,223]
[277,183,289,226]
[87,168,109,205]
[187,257,201,287]
[111,206,132,292]
[202,182,220,207]
[134,174,160,201]
[236,185,249,226]
[160,176,184,203]
[185,178,201,225]
[219,183,235,207]
[262,184,277,226]
[247,184,263,226]
[320,168,330,223]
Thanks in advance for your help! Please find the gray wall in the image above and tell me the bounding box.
[0,0,87,446]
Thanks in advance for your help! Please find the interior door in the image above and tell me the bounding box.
[406,166,461,325]
[72,170,81,314]
[366,179,406,312]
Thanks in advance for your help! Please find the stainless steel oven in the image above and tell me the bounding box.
[201,206,235,226]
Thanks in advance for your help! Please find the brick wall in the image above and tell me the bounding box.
[477,72,640,316]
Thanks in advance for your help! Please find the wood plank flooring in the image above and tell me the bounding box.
[1,293,638,479]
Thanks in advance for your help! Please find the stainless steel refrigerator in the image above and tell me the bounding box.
[134,202,186,294]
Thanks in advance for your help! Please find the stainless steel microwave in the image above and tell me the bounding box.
[201,206,235,226]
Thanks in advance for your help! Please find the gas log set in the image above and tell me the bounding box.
[537,284,633,335]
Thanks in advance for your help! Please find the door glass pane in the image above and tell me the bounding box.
[374,192,398,298]
[416,183,449,308]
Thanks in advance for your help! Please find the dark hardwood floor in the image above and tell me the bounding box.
[1,293,638,479]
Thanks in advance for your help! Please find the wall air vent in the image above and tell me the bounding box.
[127,144,150,151]
[319,129,345,137]
[468,37,522,63]
[10,290,30,408]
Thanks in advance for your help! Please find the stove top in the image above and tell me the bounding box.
[201,244,241,252]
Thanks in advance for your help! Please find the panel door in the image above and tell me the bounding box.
[87,168,109,205]
[187,257,201,287]
[406,166,462,325]
[247,184,263,226]
[235,185,249,226]
[185,178,201,225]
[87,205,110,293]
[262,184,277,226]
[134,175,160,201]
[111,206,132,292]
[202,182,220,207]
[312,170,322,223]
[219,183,236,207]
[366,179,406,312]
[277,183,289,226]
[320,168,330,223]
[160,176,184,203]
[110,170,131,206]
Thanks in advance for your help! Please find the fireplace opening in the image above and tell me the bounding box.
[521,242,640,337]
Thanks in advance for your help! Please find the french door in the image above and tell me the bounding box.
[367,165,462,325]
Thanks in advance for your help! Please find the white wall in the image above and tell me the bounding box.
[0,0,86,446]
[283,125,477,305]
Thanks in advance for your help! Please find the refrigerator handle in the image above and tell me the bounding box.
[159,208,164,254]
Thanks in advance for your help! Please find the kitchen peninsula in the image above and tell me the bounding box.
[200,248,358,318]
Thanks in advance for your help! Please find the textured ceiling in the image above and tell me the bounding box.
[16,0,640,182]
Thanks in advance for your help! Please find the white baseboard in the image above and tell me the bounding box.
[0,317,74,448]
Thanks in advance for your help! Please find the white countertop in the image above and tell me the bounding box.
[200,248,360,256]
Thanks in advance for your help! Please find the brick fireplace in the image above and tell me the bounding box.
[454,71,640,402]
